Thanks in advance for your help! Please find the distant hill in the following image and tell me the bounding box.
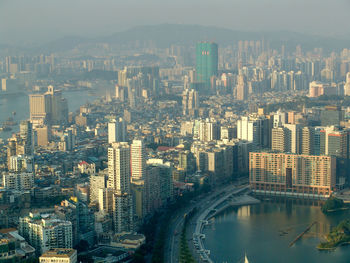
[32,24,350,53]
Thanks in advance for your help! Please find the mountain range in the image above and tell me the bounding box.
[2,24,350,54]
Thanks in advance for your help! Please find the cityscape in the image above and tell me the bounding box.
[1,1,350,263]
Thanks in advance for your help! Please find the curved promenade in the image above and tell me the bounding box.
[192,186,260,262]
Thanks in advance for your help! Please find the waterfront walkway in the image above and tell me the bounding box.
[192,186,260,262]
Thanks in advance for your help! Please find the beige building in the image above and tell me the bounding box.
[35,125,50,146]
[39,248,77,263]
[271,127,289,152]
[29,86,68,126]
[131,140,146,181]
[249,152,336,198]
[236,74,248,101]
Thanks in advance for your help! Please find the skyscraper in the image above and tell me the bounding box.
[107,142,133,233]
[20,120,33,155]
[344,72,350,96]
[131,140,146,181]
[108,142,131,193]
[196,42,218,90]
[108,118,127,144]
[29,86,68,126]
[236,74,248,101]
[182,89,198,116]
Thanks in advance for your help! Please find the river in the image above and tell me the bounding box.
[0,89,105,140]
[203,197,350,263]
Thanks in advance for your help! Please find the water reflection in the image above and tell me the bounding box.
[203,197,350,263]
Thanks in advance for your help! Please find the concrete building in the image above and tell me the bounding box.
[108,118,127,144]
[320,106,344,126]
[236,74,248,101]
[39,248,77,263]
[301,127,315,155]
[344,72,350,96]
[198,119,220,142]
[19,213,73,255]
[9,155,34,172]
[249,152,336,198]
[3,172,34,191]
[182,89,198,116]
[89,173,107,204]
[196,42,218,91]
[29,86,68,126]
[107,143,133,233]
[237,116,269,149]
[271,127,288,153]
[19,120,33,155]
[131,140,146,181]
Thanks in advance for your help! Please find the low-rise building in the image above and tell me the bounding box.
[39,248,77,263]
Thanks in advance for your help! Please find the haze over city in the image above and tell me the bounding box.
[1,1,350,263]
[1,0,350,45]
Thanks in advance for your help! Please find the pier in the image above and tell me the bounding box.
[289,221,317,247]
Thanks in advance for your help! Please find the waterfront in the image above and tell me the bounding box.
[0,89,105,140]
[203,197,350,263]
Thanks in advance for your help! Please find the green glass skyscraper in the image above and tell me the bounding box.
[196,42,218,89]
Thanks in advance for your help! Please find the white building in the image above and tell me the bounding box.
[237,116,267,148]
[131,140,146,181]
[9,155,34,172]
[19,213,73,255]
[107,142,133,233]
[108,118,127,144]
[199,119,219,142]
[3,172,34,191]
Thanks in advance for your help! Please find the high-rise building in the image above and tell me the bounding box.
[237,116,269,149]
[196,42,218,90]
[108,118,127,144]
[344,72,350,96]
[29,93,51,125]
[89,172,107,204]
[249,152,336,198]
[198,119,220,142]
[182,89,198,116]
[301,127,315,155]
[3,172,34,190]
[283,124,302,154]
[55,199,95,246]
[19,213,73,255]
[107,142,133,233]
[9,155,34,172]
[131,140,146,181]
[46,86,68,125]
[108,142,131,193]
[320,126,348,158]
[320,106,344,126]
[19,120,33,155]
[271,127,289,152]
[29,86,68,126]
[236,74,248,101]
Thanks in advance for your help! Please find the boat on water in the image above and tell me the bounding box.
[245,253,249,263]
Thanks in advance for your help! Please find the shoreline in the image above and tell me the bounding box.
[317,241,350,251]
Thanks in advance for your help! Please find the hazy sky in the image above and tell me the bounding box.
[0,0,349,45]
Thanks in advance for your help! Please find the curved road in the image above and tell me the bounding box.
[165,180,248,263]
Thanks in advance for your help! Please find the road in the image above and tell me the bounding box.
[165,179,248,263]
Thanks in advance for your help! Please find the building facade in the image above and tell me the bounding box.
[249,152,336,198]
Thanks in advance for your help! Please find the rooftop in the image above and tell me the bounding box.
[40,248,76,258]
